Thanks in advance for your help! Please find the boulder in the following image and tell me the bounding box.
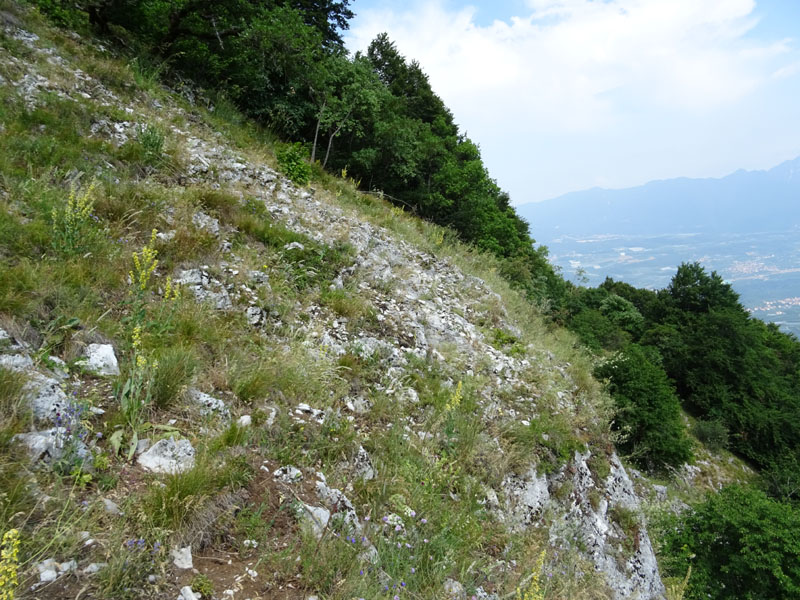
[81,344,120,376]
[138,438,195,474]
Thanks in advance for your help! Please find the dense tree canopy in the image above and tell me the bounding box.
[662,485,800,600]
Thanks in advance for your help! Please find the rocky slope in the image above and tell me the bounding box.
[0,7,666,599]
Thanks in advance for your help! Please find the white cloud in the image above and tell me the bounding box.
[346,0,800,202]
[347,0,784,130]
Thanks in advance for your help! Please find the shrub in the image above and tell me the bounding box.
[692,419,728,452]
[661,485,800,600]
[595,344,692,471]
[276,142,311,186]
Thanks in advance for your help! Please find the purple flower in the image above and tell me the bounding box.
[420,518,427,524]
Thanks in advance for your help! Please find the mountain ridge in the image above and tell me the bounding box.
[518,156,800,238]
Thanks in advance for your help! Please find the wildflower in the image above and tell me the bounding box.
[411,567,415,574]
[0,529,21,600]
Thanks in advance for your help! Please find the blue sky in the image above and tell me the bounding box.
[345,0,800,204]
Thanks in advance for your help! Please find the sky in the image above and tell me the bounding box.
[345,0,800,204]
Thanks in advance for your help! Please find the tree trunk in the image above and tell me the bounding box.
[311,100,325,164]
[322,108,353,168]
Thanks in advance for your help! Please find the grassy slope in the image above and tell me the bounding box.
[0,4,754,600]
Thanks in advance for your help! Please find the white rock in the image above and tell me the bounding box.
[25,373,68,423]
[39,568,58,583]
[273,465,303,483]
[192,211,220,236]
[138,438,195,474]
[246,305,266,327]
[188,388,229,418]
[300,504,330,539]
[0,353,33,371]
[59,560,77,572]
[178,585,200,600]
[14,428,89,463]
[352,446,375,481]
[82,344,120,376]
[443,578,466,600]
[171,546,193,570]
[103,498,122,516]
[82,562,108,575]
[283,242,304,251]
[501,467,550,531]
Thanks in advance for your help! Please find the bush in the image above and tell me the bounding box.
[692,419,728,452]
[661,485,800,599]
[595,344,692,471]
[276,142,311,186]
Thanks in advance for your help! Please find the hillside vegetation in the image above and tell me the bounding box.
[1,2,799,600]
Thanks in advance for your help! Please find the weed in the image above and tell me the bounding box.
[51,394,93,477]
[150,346,195,411]
[276,142,311,186]
[94,537,165,600]
[190,573,214,597]
[516,549,546,600]
[0,528,20,600]
[50,179,100,256]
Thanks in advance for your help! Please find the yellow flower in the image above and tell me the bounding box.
[445,380,463,412]
[131,230,159,291]
[516,550,546,600]
[0,529,20,600]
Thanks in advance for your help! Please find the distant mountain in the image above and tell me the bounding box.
[518,157,800,239]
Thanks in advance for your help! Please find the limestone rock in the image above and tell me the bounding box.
[25,373,68,423]
[188,388,229,418]
[138,438,195,474]
[14,428,88,463]
[443,578,466,600]
[300,504,330,539]
[81,343,120,376]
[352,446,375,481]
[176,269,232,310]
[178,587,200,600]
[192,211,220,236]
[273,465,303,483]
[171,546,193,570]
[501,467,550,530]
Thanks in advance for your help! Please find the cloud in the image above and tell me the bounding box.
[347,0,787,132]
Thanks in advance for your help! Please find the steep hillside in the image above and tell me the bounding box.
[0,5,679,599]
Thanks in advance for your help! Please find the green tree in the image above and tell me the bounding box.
[595,344,692,471]
[662,485,800,600]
